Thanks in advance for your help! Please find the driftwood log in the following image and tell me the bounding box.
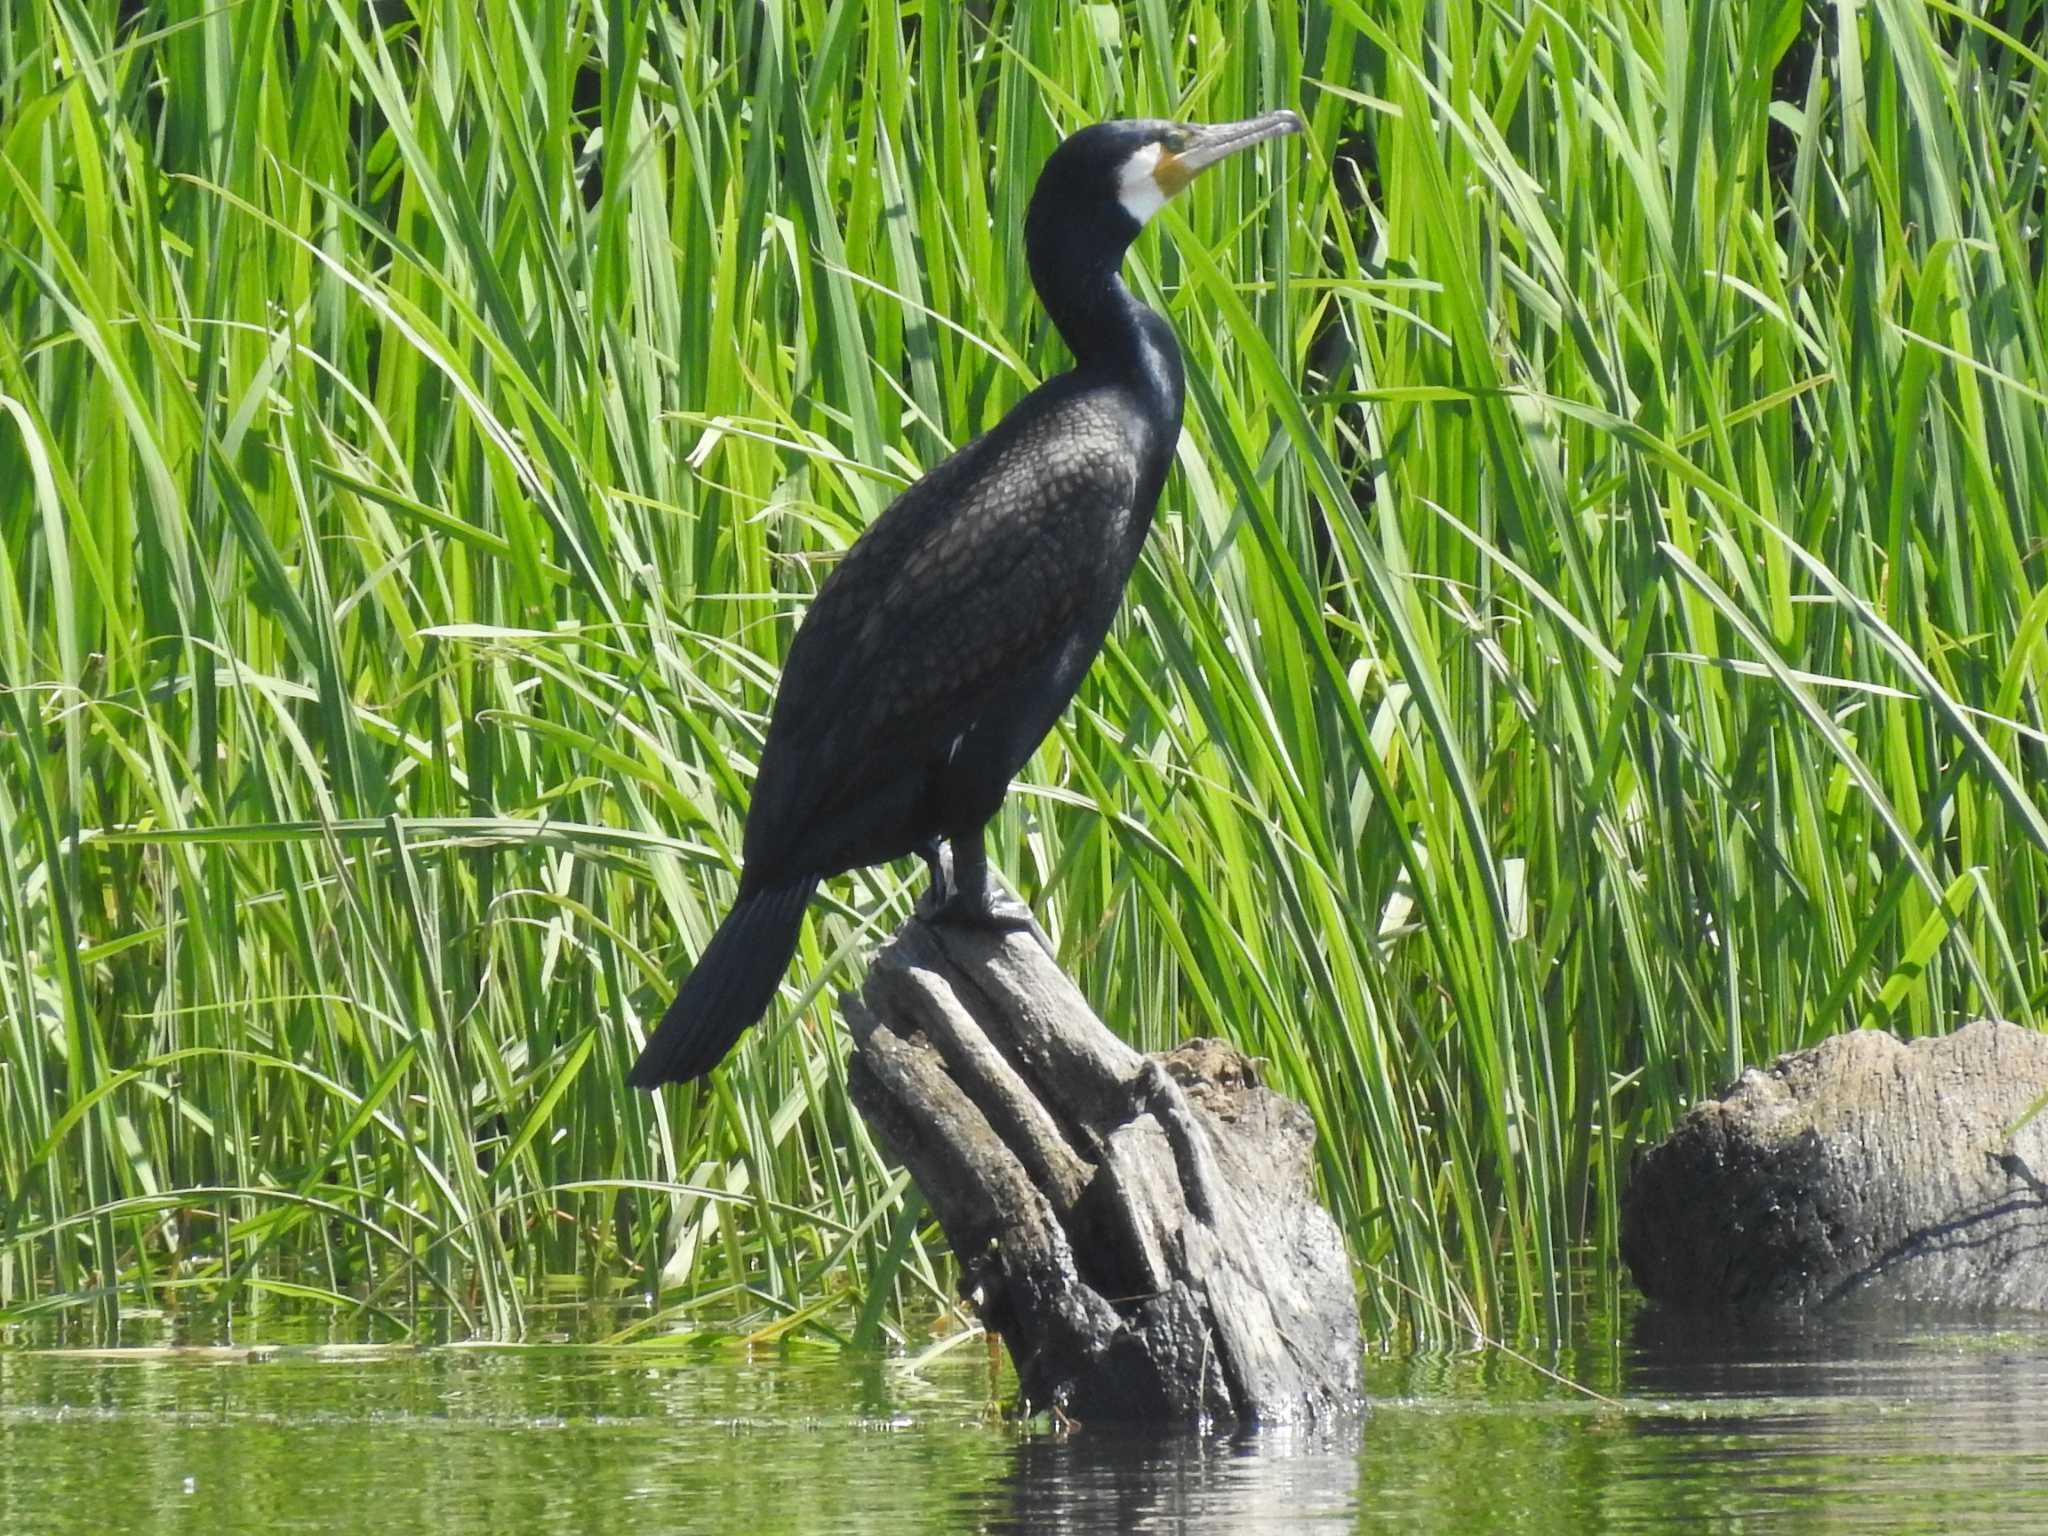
[842,919,1362,1422]
[1621,1019,2048,1310]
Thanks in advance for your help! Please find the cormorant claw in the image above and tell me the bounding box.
[915,859,1056,958]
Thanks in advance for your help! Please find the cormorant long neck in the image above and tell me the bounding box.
[1025,219,1185,427]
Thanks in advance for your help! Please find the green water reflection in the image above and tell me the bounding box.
[5,1301,2048,1533]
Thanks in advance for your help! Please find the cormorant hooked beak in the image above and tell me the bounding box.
[1115,109,1304,224]
[1153,109,1305,196]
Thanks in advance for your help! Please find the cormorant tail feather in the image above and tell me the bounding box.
[628,879,818,1087]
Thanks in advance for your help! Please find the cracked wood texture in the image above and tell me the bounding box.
[1621,1019,2048,1310]
[843,920,1362,1422]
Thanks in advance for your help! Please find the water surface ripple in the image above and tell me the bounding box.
[4,1302,2046,1532]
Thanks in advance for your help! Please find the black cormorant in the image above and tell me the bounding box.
[630,109,1304,1087]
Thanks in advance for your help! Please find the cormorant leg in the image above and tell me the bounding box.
[914,837,953,909]
[921,829,1054,956]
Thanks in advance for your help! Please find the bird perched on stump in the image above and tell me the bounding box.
[630,109,1304,1088]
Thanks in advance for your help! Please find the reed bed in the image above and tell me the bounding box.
[3,0,2044,1347]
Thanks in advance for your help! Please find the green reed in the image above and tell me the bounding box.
[3,0,2043,1347]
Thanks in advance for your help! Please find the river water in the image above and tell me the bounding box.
[4,1298,2046,1532]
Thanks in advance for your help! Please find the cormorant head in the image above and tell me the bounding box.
[1024,110,1304,288]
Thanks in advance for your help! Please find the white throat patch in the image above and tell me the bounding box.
[1116,143,1169,225]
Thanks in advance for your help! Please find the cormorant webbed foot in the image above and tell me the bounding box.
[922,880,1040,934]
[915,836,1055,957]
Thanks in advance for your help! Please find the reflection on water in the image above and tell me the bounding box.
[1619,1305,2048,1532]
[985,1424,1361,1533]
[3,1299,2048,1533]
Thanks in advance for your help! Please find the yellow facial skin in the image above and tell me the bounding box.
[1115,112,1302,227]
[1152,148,1198,199]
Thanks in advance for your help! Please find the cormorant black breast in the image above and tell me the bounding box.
[630,109,1303,1087]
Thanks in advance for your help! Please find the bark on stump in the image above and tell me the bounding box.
[843,919,1362,1422]
[1621,1019,2048,1310]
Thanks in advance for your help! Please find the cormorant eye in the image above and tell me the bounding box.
[1161,129,1190,154]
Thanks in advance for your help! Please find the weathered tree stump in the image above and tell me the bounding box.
[1621,1019,2048,1310]
[842,919,1362,1422]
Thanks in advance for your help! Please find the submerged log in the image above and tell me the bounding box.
[1621,1019,2048,1310]
[843,919,1362,1422]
